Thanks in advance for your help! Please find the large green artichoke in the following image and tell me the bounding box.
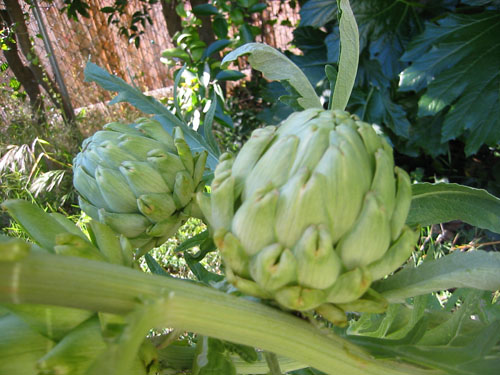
[73,118,207,252]
[199,108,418,323]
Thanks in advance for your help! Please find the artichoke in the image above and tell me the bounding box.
[73,118,207,252]
[199,108,418,323]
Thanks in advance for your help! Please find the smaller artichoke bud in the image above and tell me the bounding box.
[73,119,208,252]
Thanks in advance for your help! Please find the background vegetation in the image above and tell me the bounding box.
[1,0,499,257]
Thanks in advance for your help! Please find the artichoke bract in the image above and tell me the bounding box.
[73,118,207,252]
[199,108,418,323]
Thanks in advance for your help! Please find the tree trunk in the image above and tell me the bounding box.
[189,0,217,47]
[2,0,76,124]
[160,0,183,43]
[0,9,45,125]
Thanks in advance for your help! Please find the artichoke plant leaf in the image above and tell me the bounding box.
[184,251,224,285]
[347,290,500,375]
[330,0,359,112]
[399,12,500,155]
[407,182,500,234]
[144,253,171,278]
[1,199,88,251]
[372,250,500,303]
[221,43,322,110]
[299,0,337,28]
[192,336,237,375]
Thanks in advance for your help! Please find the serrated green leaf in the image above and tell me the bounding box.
[221,43,321,109]
[360,87,410,138]
[399,12,500,155]
[373,251,500,302]
[407,183,500,233]
[349,305,500,375]
[299,0,337,27]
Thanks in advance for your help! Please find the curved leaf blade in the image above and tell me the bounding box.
[221,43,322,110]
[1,200,87,251]
[331,0,359,111]
[373,250,500,303]
[407,183,500,234]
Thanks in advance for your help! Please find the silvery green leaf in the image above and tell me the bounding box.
[222,43,321,110]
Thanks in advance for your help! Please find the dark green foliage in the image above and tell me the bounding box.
[347,290,500,375]
[266,0,500,163]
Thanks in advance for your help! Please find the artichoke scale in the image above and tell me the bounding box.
[243,134,299,200]
[336,192,391,270]
[95,167,138,213]
[231,185,279,256]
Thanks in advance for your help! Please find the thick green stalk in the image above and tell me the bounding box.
[0,253,443,375]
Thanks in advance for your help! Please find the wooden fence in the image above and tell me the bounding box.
[24,0,300,109]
